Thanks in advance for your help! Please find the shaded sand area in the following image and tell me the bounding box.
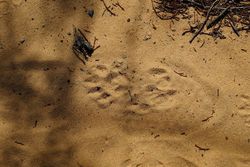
[0,0,250,166]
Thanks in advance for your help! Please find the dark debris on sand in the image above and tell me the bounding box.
[152,0,250,42]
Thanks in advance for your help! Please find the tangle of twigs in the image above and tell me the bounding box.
[152,0,250,42]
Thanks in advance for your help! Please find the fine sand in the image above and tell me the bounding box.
[0,0,250,167]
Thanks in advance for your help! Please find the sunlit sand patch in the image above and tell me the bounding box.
[26,71,50,95]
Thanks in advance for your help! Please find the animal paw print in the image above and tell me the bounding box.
[83,61,129,109]
[128,67,178,113]
[128,66,212,115]
[121,63,216,133]
[238,94,250,127]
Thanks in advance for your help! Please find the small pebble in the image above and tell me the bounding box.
[87,9,94,18]
[143,32,152,41]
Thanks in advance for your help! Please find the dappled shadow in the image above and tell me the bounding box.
[0,0,100,166]
[0,49,77,167]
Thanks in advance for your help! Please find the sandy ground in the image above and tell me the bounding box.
[0,0,250,167]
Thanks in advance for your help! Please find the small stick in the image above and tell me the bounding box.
[195,144,210,151]
[202,116,213,122]
[33,120,38,128]
[101,0,117,16]
[229,20,240,36]
[182,24,198,36]
[217,89,220,97]
[93,37,100,51]
[207,6,231,29]
[189,0,219,43]
[94,45,100,51]
[115,2,125,11]
[174,70,187,77]
[102,8,107,16]
[15,141,25,146]
[200,40,205,48]
[78,28,90,43]
[93,37,98,48]
[83,29,91,33]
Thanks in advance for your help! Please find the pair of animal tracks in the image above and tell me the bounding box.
[83,60,215,123]
[83,60,182,111]
[238,94,250,128]
[82,59,224,134]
